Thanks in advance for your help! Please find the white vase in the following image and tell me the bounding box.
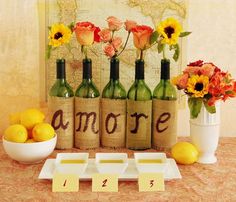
[190,103,220,164]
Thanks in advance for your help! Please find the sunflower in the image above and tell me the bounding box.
[48,23,72,47]
[187,75,209,98]
[157,17,182,45]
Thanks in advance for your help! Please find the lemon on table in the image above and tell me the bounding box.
[20,108,45,130]
[32,123,55,142]
[4,124,28,143]
[25,139,36,143]
[171,142,198,165]
[9,112,21,125]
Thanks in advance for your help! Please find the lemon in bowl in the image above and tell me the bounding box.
[2,122,56,164]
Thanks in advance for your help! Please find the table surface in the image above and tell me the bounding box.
[1,137,236,202]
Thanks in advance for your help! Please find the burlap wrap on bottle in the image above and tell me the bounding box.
[74,97,100,149]
[152,99,177,149]
[48,97,74,149]
[101,98,126,148]
[126,100,152,149]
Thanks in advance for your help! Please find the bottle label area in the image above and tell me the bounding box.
[126,100,152,149]
[74,97,100,149]
[152,99,177,149]
[48,96,74,149]
[101,98,126,148]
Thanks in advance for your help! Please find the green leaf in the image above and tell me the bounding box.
[157,42,164,53]
[173,44,180,62]
[150,31,159,45]
[204,101,216,114]
[46,45,52,59]
[179,32,191,37]
[48,26,51,30]
[188,97,202,119]
[68,22,75,32]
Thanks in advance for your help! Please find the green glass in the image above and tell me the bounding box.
[102,58,126,99]
[75,58,100,98]
[153,59,177,100]
[127,59,152,101]
[49,59,74,97]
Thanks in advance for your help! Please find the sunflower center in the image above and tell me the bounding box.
[54,32,63,40]
[195,82,204,91]
[164,26,175,38]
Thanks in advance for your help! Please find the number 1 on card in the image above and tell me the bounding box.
[52,173,79,192]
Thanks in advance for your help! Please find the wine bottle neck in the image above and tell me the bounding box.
[135,59,144,80]
[160,59,170,80]
[56,59,66,79]
[83,58,92,79]
[110,58,119,80]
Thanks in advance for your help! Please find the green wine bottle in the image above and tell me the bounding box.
[126,59,152,150]
[74,58,100,149]
[153,59,177,100]
[49,59,74,97]
[127,59,152,101]
[101,58,126,148]
[48,59,74,149]
[102,58,126,99]
[75,58,100,98]
[152,59,177,150]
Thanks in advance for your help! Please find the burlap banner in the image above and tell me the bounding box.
[74,97,100,149]
[126,100,152,150]
[48,96,74,149]
[101,98,126,148]
[152,99,177,150]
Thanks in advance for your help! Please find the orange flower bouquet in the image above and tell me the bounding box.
[173,60,236,118]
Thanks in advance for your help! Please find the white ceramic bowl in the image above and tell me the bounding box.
[134,152,167,173]
[95,153,128,174]
[2,135,57,164]
[55,153,89,175]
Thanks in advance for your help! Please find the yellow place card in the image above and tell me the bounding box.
[138,173,165,192]
[52,173,79,192]
[92,173,118,192]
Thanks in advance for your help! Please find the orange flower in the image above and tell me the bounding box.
[74,22,100,46]
[131,25,153,50]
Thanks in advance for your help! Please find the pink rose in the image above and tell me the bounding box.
[177,73,189,89]
[184,66,201,76]
[104,44,115,57]
[74,21,100,45]
[111,37,122,51]
[99,28,112,43]
[201,63,215,78]
[131,25,153,50]
[125,20,137,32]
[107,16,123,31]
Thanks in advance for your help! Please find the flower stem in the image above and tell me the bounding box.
[140,50,144,60]
[162,44,166,59]
[117,32,130,57]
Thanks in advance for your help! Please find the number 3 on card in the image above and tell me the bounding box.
[138,173,165,192]
[52,173,79,192]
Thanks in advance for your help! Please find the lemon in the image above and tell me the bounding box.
[32,123,55,142]
[171,142,198,165]
[9,112,21,125]
[25,139,36,143]
[20,108,45,130]
[4,124,28,143]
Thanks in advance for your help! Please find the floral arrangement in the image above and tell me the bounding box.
[173,60,236,118]
[47,23,73,59]
[151,17,191,61]
[73,21,101,59]
[99,16,137,59]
